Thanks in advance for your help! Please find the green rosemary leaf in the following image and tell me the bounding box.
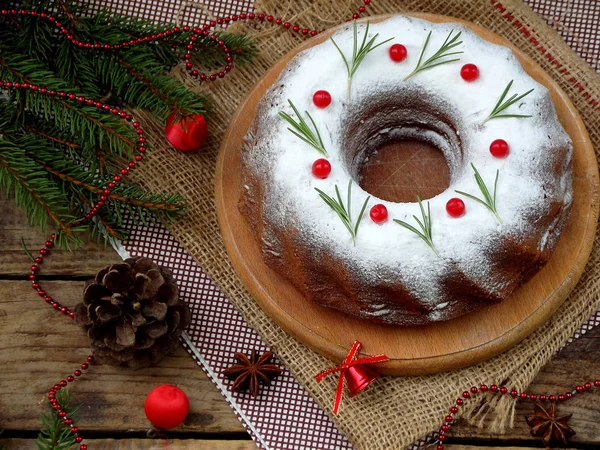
[354,194,371,236]
[279,99,328,156]
[404,29,463,80]
[482,80,534,124]
[315,180,369,245]
[455,164,502,224]
[393,196,438,255]
[331,21,393,100]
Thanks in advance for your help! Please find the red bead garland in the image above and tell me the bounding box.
[0,2,372,85]
[490,139,510,158]
[313,90,332,108]
[446,198,465,218]
[369,204,388,223]
[460,63,479,82]
[312,159,332,179]
[433,381,600,450]
[389,44,407,62]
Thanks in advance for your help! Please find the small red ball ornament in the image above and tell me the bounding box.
[312,159,331,179]
[144,385,189,429]
[489,139,510,158]
[446,198,465,218]
[389,44,407,62]
[313,90,332,108]
[369,204,388,223]
[165,113,208,152]
[460,63,479,82]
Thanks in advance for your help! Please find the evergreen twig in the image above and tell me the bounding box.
[315,180,370,245]
[455,163,502,224]
[482,79,534,125]
[331,21,393,100]
[404,29,463,80]
[279,99,328,156]
[35,389,80,450]
[394,196,438,255]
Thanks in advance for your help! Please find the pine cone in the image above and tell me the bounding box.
[73,256,191,369]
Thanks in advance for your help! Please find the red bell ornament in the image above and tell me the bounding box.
[144,384,189,429]
[345,364,380,397]
[165,113,208,152]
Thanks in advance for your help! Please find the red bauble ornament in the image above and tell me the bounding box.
[389,44,407,62]
[446,198,465,218]
[490,139,509,158]
[369,204,388,223]
[312,159,331,179]
[460,63,479,82]
[165,113,208,152]
[144,385,189,429]
[313,90,332,108]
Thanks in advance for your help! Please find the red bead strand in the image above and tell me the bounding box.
[433,381,600,449]
[1,1,372,84]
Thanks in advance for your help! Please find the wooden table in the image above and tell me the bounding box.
[0,193,599,449]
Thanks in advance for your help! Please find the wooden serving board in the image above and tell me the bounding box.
[215,14,600,375]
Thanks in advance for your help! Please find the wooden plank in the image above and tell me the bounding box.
[0,439,256,450]
[0,195,119,277]
[0,280,244,433]
[451,327,600,445]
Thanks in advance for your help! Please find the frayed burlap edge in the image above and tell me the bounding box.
[129,0,600,448]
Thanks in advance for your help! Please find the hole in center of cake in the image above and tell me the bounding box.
[341,91,463,203]
[358,138,451,202]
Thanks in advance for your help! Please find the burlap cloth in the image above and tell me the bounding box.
[131,0,600,448]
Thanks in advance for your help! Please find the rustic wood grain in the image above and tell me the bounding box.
[0,280,243,433]
[451,327,600,445]
[215,13,600,375]
[0,439,255,449]
[0,195,119,277]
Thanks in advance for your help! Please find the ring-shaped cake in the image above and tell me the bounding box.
[240,16,573,326]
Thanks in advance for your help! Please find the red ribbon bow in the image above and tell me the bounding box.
[315,340,389,414]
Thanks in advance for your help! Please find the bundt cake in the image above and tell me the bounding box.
[239,16,573,326]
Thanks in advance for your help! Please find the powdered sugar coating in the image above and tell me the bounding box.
[240,16,573,325]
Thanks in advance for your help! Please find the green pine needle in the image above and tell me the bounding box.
[482,79,534,125]
[35,389,80,450]
[279,99,328,156]
[404,29,463,80]
[315,180,370,245]
[330,21,393,101]
[394,196,438,256]
[455,163,502,224]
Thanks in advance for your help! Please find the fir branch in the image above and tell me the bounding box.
[35,389,80,450]
[455,163,502,223]
[482,79,534,125]
[394,196,438,255]
[331,21,393,100]
[315,180,370,245]
[0,55,138,159]
[0,139,77,242]
[404,29,463,80]
[279,99,328,156]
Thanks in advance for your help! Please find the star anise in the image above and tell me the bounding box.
[526,403,575,448]
[223,350,281,398]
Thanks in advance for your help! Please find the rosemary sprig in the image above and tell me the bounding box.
[315,180,370,246]
[330,21,393,101]
[482,79,534,125]
[404,29,463,80]
[394,196,438,256]
[455,163,502,224]
[279,99,328,156]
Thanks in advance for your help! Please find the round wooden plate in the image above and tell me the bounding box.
[216,14,600,375]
